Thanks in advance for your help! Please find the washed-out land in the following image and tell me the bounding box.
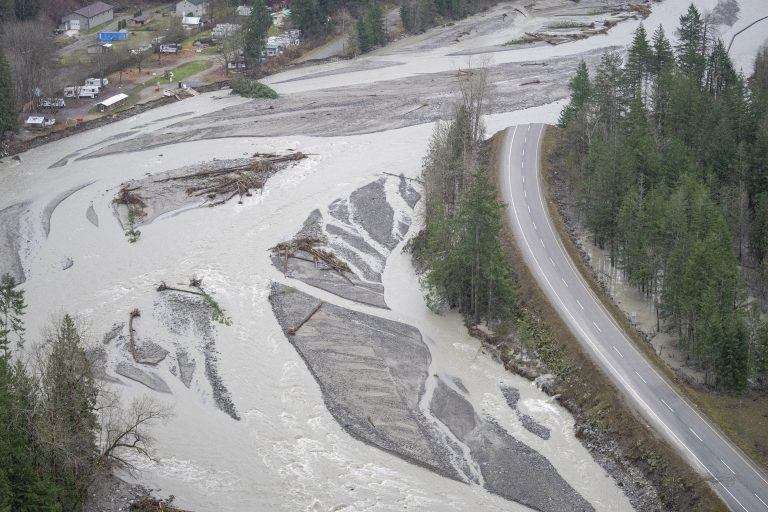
[1,0,766,510]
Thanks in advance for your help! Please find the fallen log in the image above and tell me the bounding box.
[287,303,322,335]
[129,308,140,362]
[156,281,204,296]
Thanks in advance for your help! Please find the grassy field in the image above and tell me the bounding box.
[488,128,729,512]
[540,126,768,473]
[144,59,212,86]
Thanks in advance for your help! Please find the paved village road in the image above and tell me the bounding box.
[500,124,768,512]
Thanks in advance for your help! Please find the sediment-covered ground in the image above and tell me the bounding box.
[2,0,763,509]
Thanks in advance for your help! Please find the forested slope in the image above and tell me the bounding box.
[558,4,768,391]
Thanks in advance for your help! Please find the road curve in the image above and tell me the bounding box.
[500,124,768,512]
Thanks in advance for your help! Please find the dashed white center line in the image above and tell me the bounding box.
[612,345,623,357]
[721,459,736,475]
[521,161,525,169]
[540,239,545,247]
[524,189,527,198]
[756,493,768,509]
[532,221,537,230]
[689,427,703,442]
[661,399,674,413]
[576,299,584,310]
[561,277,568,287]
[634,371,647,384]
[549,257,555,267]
[522,175,525,184]
[592,321,602,333]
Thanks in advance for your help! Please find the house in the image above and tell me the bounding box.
[25,116,55,130]
[175,0,207,17]
[182,16,202,28]
[96,93,128,112]
[61,2,113,31]
[87,42,113,54]
[236,6,252,16]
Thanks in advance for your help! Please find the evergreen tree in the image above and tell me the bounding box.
[291,0,322,35]
[0,274,25,359]
[592,51,624,137]
[675,4,706,83]
[37,315,99,510]
[357,0,385,53]
[558,61,591,128]
[0,0,14,24]
[245,0,273,61]
[0,50,17,138]
[625,24,651,101]
[650,25,674,79]
[13,0,38,20]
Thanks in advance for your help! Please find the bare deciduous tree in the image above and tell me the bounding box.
[1,19,57,111]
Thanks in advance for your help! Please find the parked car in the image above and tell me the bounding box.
[159,44,180,53]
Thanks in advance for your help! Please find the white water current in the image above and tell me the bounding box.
[2,1,766,510]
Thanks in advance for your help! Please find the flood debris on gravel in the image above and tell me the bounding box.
[272,176,419,307]
[111,152,306,229]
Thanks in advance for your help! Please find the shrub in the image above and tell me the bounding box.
[230,78,278,99]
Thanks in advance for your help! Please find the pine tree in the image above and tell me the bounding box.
[0,274,25,359]
[650,25,674,79]
[0,50,17,138]
[291,0,322,35]
[675,4,706,83]
[592,51,624,137]
[37,315,99,510]
[245,0,273,61]
[625,24,651,101]
[558,60,591,128]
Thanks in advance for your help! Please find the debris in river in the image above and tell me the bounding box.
[286,302,322,335]
[129,308,140,362]
[270,237,352,279]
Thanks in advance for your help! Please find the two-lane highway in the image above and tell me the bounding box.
[501,124,768,512]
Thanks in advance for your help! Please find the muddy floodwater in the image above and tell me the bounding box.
[2,0,765,510]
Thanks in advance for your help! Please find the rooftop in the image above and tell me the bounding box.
[73,1,113,18]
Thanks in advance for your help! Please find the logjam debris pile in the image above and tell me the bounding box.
[154,152,307,207]
[156,276,232,326]
[270,237,352,278]
[113,186,148,217]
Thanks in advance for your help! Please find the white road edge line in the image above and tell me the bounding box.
[661,399,674,413]
[525,122,768,489]
[721,459,736,475]
[756,493,768,509]
[689,428,703,442]
[634,371,647,384]
[506,126,749,512]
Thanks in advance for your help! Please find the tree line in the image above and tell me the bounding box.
[558,4,768,391]
[415,64,515,329]
[0,274,169,510]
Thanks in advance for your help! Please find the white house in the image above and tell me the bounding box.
[25,116,55,130]
[175,0,207,17]
[236,5,252,16]
[212,23,242,39]
[61,1,113,31]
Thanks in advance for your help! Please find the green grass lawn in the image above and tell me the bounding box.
[144,59,212,86]
[181,29,212,49]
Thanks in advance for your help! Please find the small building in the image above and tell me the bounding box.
[271,9,290,28]
[96,93,128,112]
[25,115,55,130]
[61,2,114,31]
[236,5,252,16]
[98,30,128,42]
[87,42,113,54]
[182,16,201,28]
[175,0,207,17]
[130,15,149,25]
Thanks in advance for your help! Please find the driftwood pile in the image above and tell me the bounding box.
[128,308,141,362]
[154,152,306,207]
[113,186,148,216]
[270,237,352,279]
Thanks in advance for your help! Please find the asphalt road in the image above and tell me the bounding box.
[501,123,768,512]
